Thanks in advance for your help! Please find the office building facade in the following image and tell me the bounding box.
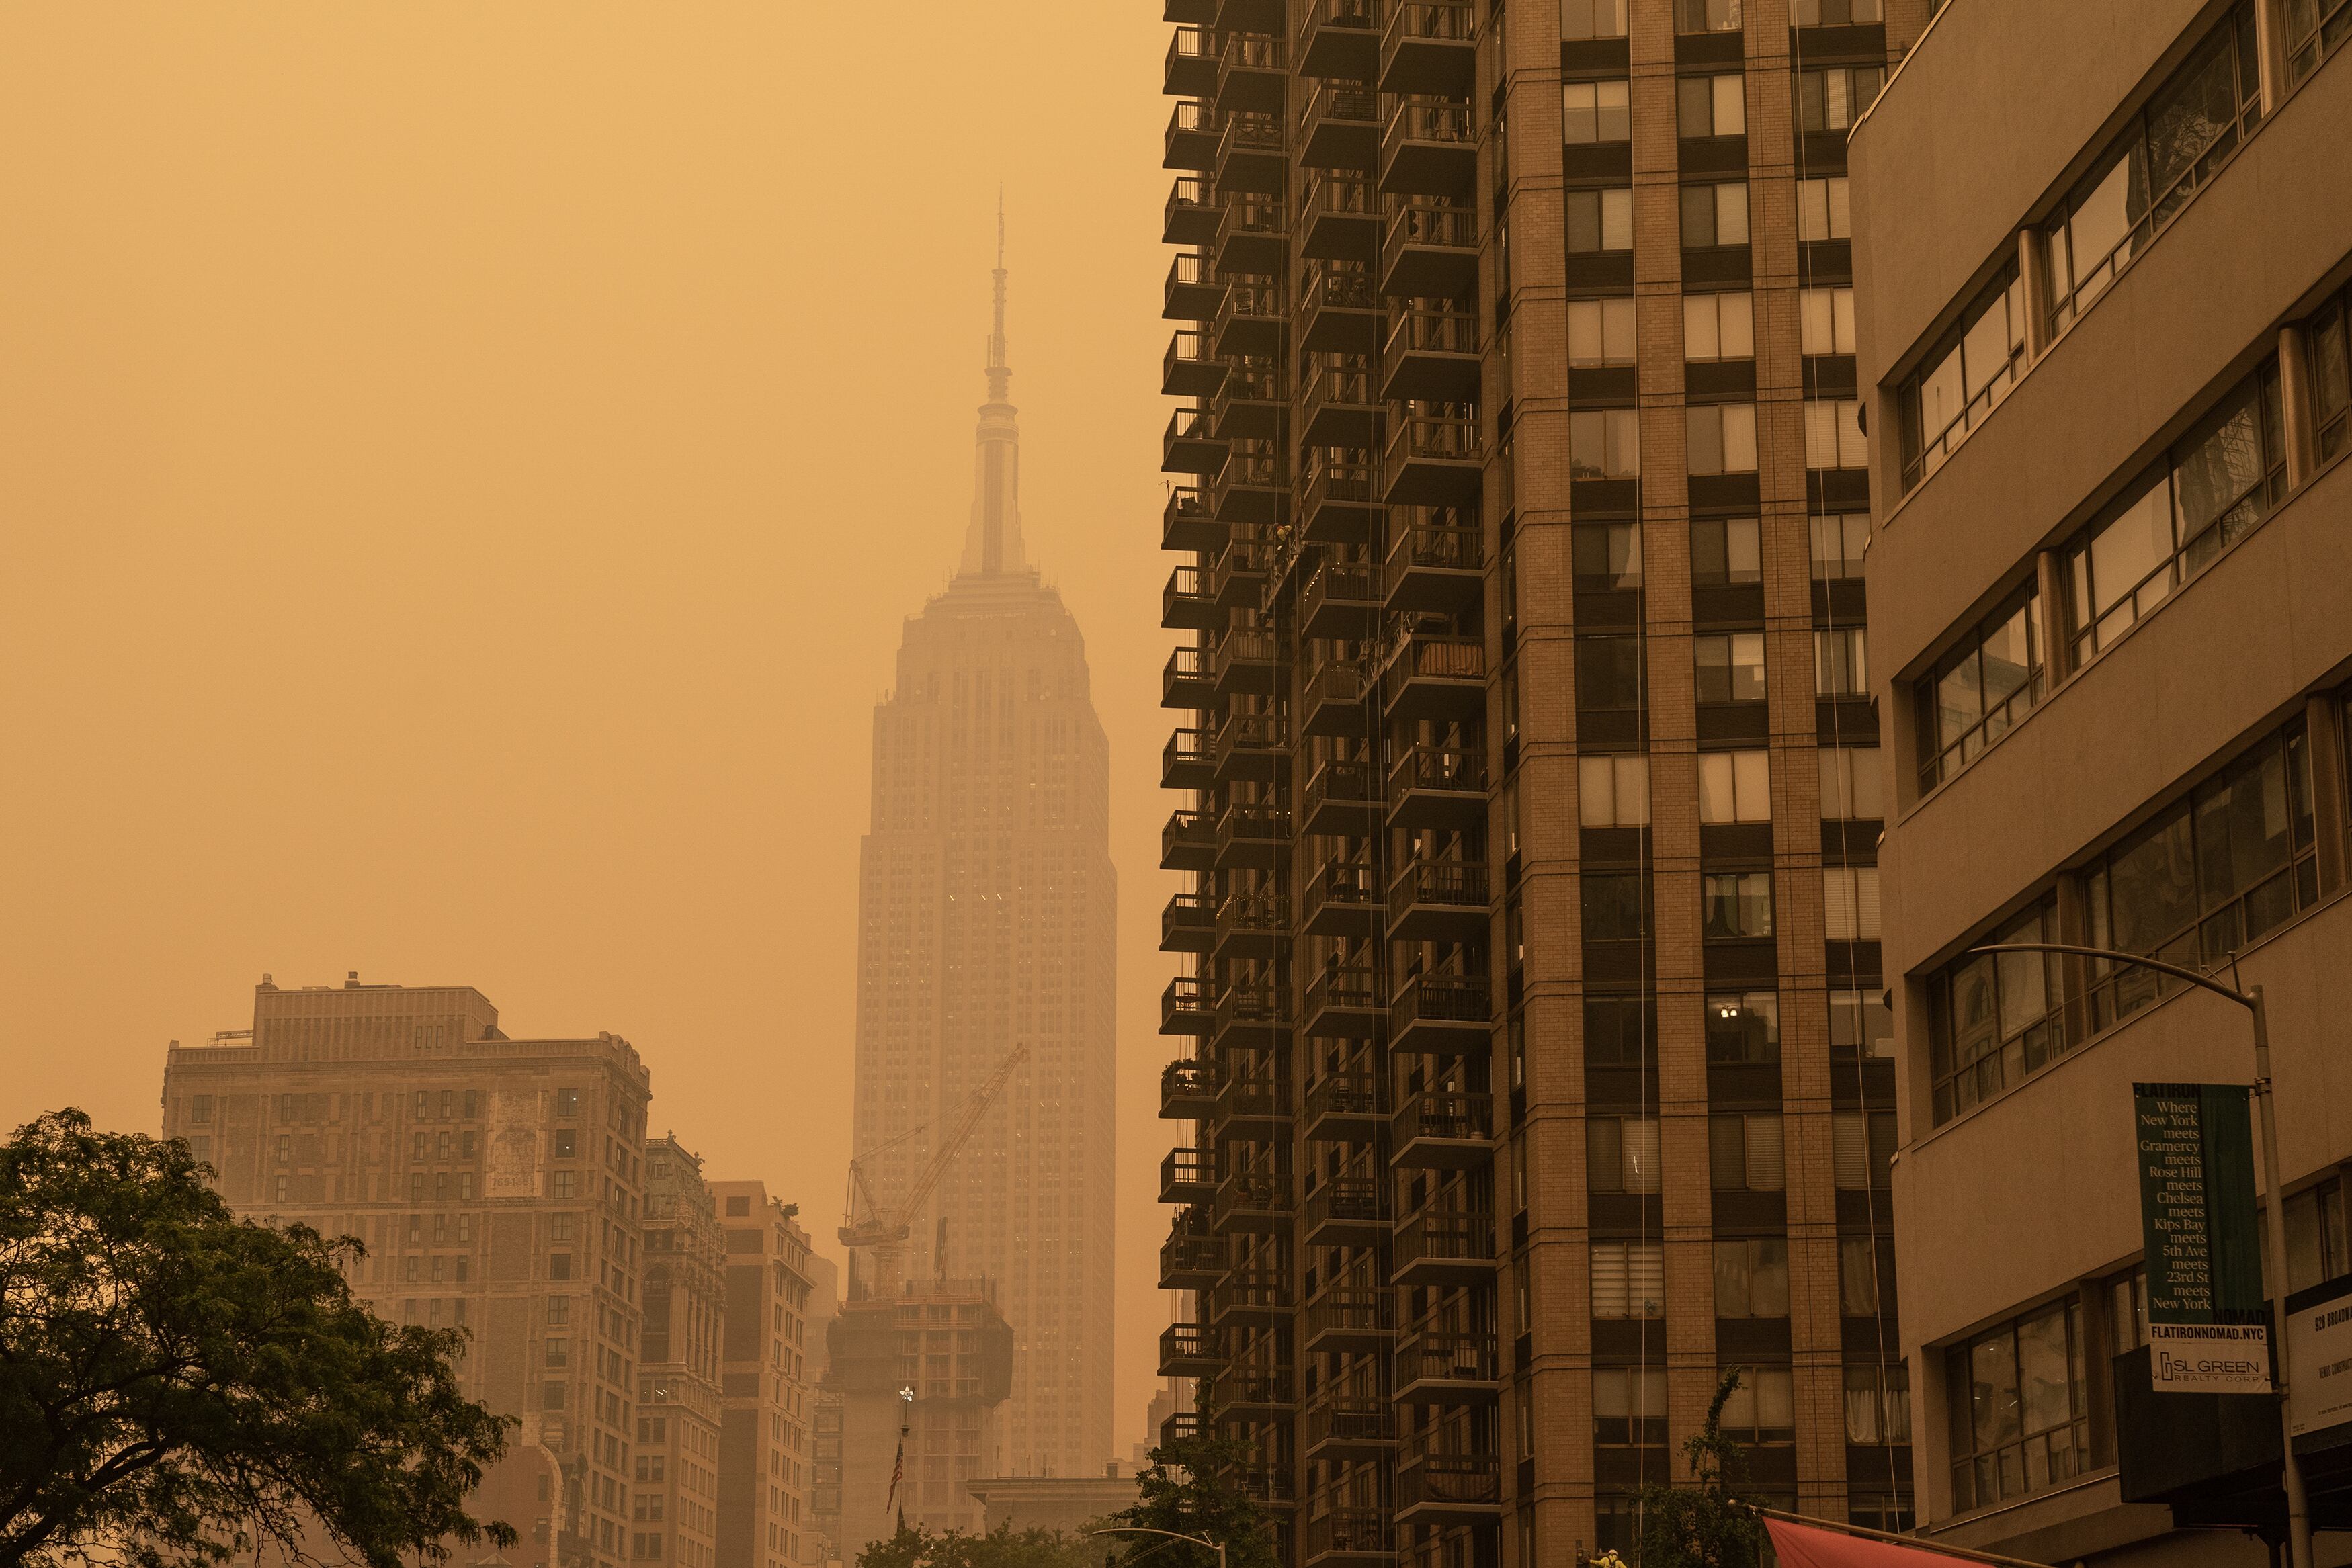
[643,1139,728,1568]
[712,1181,826,1568]
[1154,0,1917,1561]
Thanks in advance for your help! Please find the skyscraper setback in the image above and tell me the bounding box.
[848,231,1118,1488]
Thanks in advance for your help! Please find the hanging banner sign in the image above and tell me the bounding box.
[2132,1082,2271,1395]
[2287,1277,2352,1438]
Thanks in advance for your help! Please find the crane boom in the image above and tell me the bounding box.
[837,1041,1029,1298]
[898,1042,1029,1223]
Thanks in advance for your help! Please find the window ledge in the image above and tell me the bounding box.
[1923,1465,2119,1538]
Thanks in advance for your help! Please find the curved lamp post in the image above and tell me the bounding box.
[1968,941,2310,1568]
[1085,1525,1225,1568]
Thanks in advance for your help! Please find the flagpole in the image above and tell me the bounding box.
[1757,1508,2055,1568]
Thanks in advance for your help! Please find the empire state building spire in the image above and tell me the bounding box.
[959,194,1029,578]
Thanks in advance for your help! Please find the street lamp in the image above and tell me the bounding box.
[1085,1526,1225,1568]
[1967,941,2312,1568]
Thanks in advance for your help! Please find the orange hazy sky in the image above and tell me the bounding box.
[0,3,1182,1455]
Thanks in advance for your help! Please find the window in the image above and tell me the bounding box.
[1684,292,1755,361]
[1674,0,1741,32]
[1677,75,1746,138]
[1844,1362,1911,1446]
[1579,754,1652,827]
[1582,872,1652,943]
[2044,6,2261,338]
[548,1296,571,1325]
[1793,0,1881,19]
[1831,988,1894,1058]
[1721,1368,1797,1444]
[1706,992,1780,1065]
[1698,750,1771,824]
[2083,720,2318,1025]
[1585,994,1658,1065]
[1804,399,1867,469]
[1695,633,1765,703]
[1570,408,1640,477]
[550,1254,574,1282]
[1588,1116,1661,1193]
[1594,1367,1669,1446]
[1947,1301,2090,1512]
[554,1129,577,1159]
[552,1170,577,1201]
[2065,360,2286,663]
[1899,267,2026,490]
[1688,404,1759,474]
[1591,1240,1665,1317]
[550,1213,575,1242]
[1576,636,1644,713]
[1920,584,2042,790]
[2286,0,2352,81]
[543,1380,568,1411]
[546,1336,571,1367]
[1834,1111,1896,1190]
[1702,872,1773,939]
[1714,1240,1790,1317]
[1928,900,2063,1124]
[1822,866,1880,941]
[1795,65,1885,132]
[1693,517,1761,585]
[1568,296,1637,365]
[190,1095,213,1125]
[1574,521,1642,588]
[1563,79,1632,143]
[1815,627,1867,696]
[1566,187,1635,253]
[1819,747,1884,820]
[556,1088,579,1117]
[1562,0,1629,38]
[1800,286,1857,357]
[1840,1235,1894,1315]
[2310,281,2352,460]
[2285,1180,2349,1295]
[1680,183,1751,249]
[1709,1115,1786,1190]
[1797,176,1851,241]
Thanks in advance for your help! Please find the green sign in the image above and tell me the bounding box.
[2132,1082,2265,1323]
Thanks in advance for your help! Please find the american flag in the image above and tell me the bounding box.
[885,1436,905,1516]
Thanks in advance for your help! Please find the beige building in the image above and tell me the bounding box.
[711,1181,826,1568]
[964,1468,1138,1537]
[161,976,653,1568]
[1154,0,1921,1561]
[642,1139,728,1568]
[1854,0,2352,1561]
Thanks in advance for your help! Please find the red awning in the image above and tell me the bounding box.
[1763,1518,2038,1568]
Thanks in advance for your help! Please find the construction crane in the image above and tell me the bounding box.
[839,1041,1028,1301]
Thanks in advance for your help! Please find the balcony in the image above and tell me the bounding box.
[1159,971,1214,1035]
[1300,359,1380,449]
[1209,712,1286,785]
[1160,808,1214,873]
[1159,1145,1216,1204]
[1214,110,1286,195]
[1215,1366,1298,1420]
[1390,1088,1493,1168]
[1378,3,1476,97]
[1297,0,1384,80]
[1378,629,1484,720]
[1163,249,1224,322]
[1219,1072,1294,1139]
[1161,1055,1220,1118]
[1396,1453,1501,1525]
[1211,981,1289,1048]
[1386,857,1488,942]
[1212,889,1288,959]
[1160,889,1215,953]
[1302,969,1383,1042]
[1300,858,1380,939]
[1162,646,1213,712]
[1163,328,1226,398]
[1301,658,1370,738]
[1212,281,1288,361]
[1302,1508,1395,1568]
[1213,1169,1294,1231]
[1164,99,1220,171]
[1163,485,1221,553]
[1213,1268,1295,1326]
[1214,801,1290,872]
[1382,410,1482,505]
[1302,1068,1383,1142]
[1385,744,1486,829]
[1301,1278,1395,1355]
[1161,564,1220,631]
[1298,265,1382,355]
[1301,757,1378,836]
[1300,561,1379,642]
[1384,515,1482,612]
[1215,195,1287,279]
[1162,406,1229,480]
[1299,81,1380,171]
[1214,0,1286,38]
[1380,98,1476,198]
[1166,0,1216,24]
[1392,1208,1495,1289]
[1382,200,1478,297]
[1211,629,1280,701]
[1158,1217,1222,1289]
[1211,359,1286,442]
[1158,1408,1206,1447]
[1210,442,1290,526]
[1209,546,1271,614]
[1157,1321,1220,1377]
[1382,306,1479,401]
[1302,1174,1386,1246]
[1395,1329,1499,1404]
[1164,26,1217,98]
[1216,30,1286,112]
[1388,972,1491,1055]
[1161,727,1210,791]
[1163,175,1218,247]
[1297,451,1382,543]
[1304,1393,1397,1460]
[1298,171,1380,262]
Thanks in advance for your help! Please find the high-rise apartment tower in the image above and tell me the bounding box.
[1154,1,1916,1561]
[850,230,1119,1490]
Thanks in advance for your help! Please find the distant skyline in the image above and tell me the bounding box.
[0,1,1179,1460]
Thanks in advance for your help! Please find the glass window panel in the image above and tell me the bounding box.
[1713,1240,1752,1316]
[2171,376,2273,547]
[2106,802,2198,955]
[1716,183,1751,246]
[1723,404,1758,471]
[1684,294,1722,361]
[2015,1309,2074,1434]
[1718,292,1754,358]
[1732,750,1771,820]
[1677,77,1714,138]
[1699,753,1736,824]
[1745,1117,1784,1191]
[1713,75,1745,136]
[1970,1334,2021,1450]
[1601,187,1634,250]
[1751,1239,1790,1316]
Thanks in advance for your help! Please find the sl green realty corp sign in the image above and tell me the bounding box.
[2132,1082,2271,1395]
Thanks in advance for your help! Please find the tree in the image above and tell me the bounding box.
[0,1109,517,1568]
[1107,1405,1279,1568]
[1630,1369,1767,1568]
[855,1520,1101,1568]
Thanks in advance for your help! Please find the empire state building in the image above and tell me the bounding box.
[850,226,1116,1481]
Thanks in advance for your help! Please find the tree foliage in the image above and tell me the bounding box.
[1631,1369,1767,1568]
[0,1109,516,1568]
[1106,1404,1277,1568]
[854,1520,1103,1568]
